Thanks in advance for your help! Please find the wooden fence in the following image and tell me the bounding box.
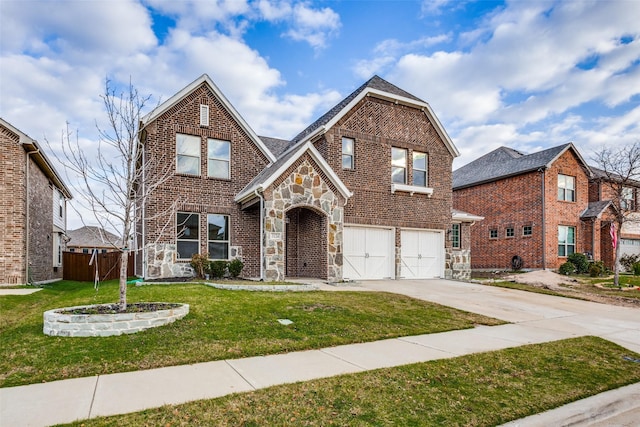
[63,251,134,282]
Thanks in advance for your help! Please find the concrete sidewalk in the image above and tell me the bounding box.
[1,279,638,426]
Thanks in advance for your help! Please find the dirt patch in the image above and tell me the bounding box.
[498,270,640,308]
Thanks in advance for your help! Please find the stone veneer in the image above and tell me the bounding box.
[264,160,343,282]
[43,303,189,337]
[445,249,472,280]
[144,243,195,279]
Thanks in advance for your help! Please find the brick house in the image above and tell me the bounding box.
[453,143,638,271]
[136,74,478,281]
[65,226,123,253]
[0,118,72,285]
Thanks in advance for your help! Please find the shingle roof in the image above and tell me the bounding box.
[290,75,424,145]
[453,143,585,189]
[66,226,122,249]
[259,136,290,158]
[581,201,613,219]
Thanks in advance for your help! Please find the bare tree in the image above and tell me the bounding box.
[53,79,174,310]
[592,142,640,287]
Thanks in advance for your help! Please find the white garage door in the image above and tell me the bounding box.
[400,229,444,279]
[620,239,640,258]
[343,226,394,280]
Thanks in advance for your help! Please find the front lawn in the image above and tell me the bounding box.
[63,336,640,426]
[0,280,502,387]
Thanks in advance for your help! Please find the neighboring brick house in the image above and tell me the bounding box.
[65,226,123,253]
[588,167,640,266]
[136,74,478,281]
[453,143,637,271]
[0,118,72,285]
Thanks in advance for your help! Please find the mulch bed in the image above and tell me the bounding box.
[59,303,182,315]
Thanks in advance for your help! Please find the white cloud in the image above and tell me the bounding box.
[284,2,340,49]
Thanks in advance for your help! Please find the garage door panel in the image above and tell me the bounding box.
[400,230,443,279]
[344,226,394,280]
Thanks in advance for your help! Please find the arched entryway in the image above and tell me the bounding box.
[285,206,327,279]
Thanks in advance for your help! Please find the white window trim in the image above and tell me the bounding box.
[391,147,407,185]
[391,183,434,197]
[207,214,230,260]
[176,133,201,176]
[177,212,200,260]
[412,151,428,187]
[342,137,354,170]
[207,139,231,179]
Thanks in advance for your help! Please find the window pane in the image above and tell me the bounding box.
[177,156,200,175]
[342,138,353,155]
[177,213,199,240]
[208,159,229,179]
[413,170,426,186]
[413,152,426,170]
[567,226,575,244]
[208,139,230,159]
[208,242,228,260]
[208,214,228,240]
[392,166,406,184]
[177,134,200,156]
[342,154,353,169]
[558,244,566,257]
[391,147,406,167]
[177,241,199,259]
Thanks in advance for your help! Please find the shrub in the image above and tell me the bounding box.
[228,258,244,278]
[209,260,228,279]
[567,253,589,274]
[558,262,575,275]
[632,262,640,276]
[589,261,607,277]
[190,253,209,279]
[620,254,640,272]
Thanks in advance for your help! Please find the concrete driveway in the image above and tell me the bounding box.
[358,278,640,355]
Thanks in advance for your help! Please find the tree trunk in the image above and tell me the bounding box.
[119,250,129,311]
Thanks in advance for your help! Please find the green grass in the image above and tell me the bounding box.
[0,280,502,387]
[61,336,640,426]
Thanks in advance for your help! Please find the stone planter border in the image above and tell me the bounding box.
[206,283,319,292]
[43,303,189,337]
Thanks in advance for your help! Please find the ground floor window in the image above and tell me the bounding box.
[451,223,460,249]
[558,225,575,257]
[208,214,229,260]
[177,212,199,260]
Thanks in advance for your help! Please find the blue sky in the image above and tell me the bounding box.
[1,0,639,228]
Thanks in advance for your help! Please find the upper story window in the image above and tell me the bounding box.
[58,192,64,218]
[622,187,635,211]
[200,104,209,126]
[176,134,201,175]
[391,147,407,184]
[342,137,354,170]
[207,139,230,179]
[412,152,427,187]
[208,214,229,260]
[177,212,200,260]
[523,225,533,236]
[489,228,498,239]
[558,174,575,202]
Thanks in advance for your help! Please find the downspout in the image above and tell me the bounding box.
[540,167,546,270]
[25,148,40,284]
[254,187,265,280]
[141,141,146,279]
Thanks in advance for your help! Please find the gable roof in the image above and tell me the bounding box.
[1,118,72,199]
[235,140,353,204]
[66,226,123,248]
[140,74,277,163]
[260,136,290,158]
[453,143,592,190]
[581,200,613,219]
[288,75,459,158]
